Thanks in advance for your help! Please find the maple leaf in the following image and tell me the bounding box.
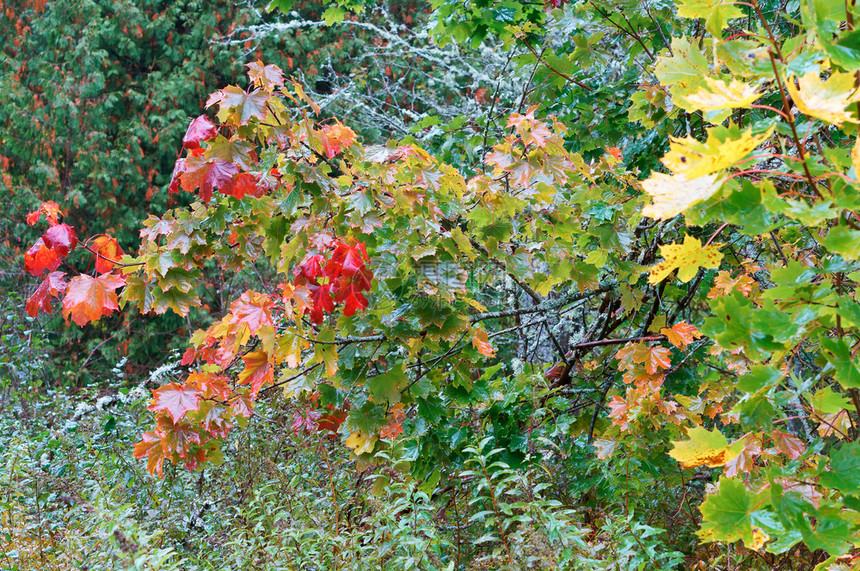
[318,406,348,435]
[785,72,860,126]
[182,115,218,149]
[206,85,269,126]
[308,282,335,324]
[771,429,805,459]
[670,426,739,469]
[380,421,404,440]
[707,271,756,298]
[471,327,495,357]
[295,254,326,281]
[156,415,201,459]
[344,430,378,455]
[686,77,762,111]
[24,238,62,276]
[661,126,773,178]
[641,172,724,220]
[648,235,723,284]
[43,223,78,256]
[238,350,273,396]
[247,61,284,91]
[330,241,368,277]
[228,290,274,335]
[147,382,202,423]
[90,235,124,274]
[178,155,240,202]
[628,344,672,375]
[26,271,67,317]
[186,372,232,400]
[133,431,166,477]
[320,123,356,158]
[660,322,702,349]
[335,281,369,317]
[168,158,186,194]
[62,272,126,326]
[26,201,61,226]
[291,409,322,434]
[220,172,259,199]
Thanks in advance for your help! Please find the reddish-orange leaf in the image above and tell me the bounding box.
[24,238,62,276]
[133,431,166,478]
[660,322,702,350]
[471,327,496,357]
[62,272,126,326]
[631,344,673,375]
[148,382,201,423]
[187,372,232,400]
[156,415,201,459]
[221,172,259,199]
[43,223,77,256]
[26,271,67,317]
[380,421,404,440]
[771,429,805,459]
[26,201,61,226]
[320,123,356,158]
[238,350,273,396]
[228,290,274,335]
[90,235,125,274]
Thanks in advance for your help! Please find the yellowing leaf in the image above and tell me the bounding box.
[661,126,773,178]
[675,0,743,36]
[670,426,739,468]
[471,327,495,357]
[648,235,723,284]
[661,322,703,349]
[785,72,860,126]
[344,430,378,455]
[686,77,762,111]
[641,172,724,220]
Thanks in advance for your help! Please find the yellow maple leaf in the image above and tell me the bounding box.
[853,135,860,181]
[686,77,762,111]
[648,235,723,284]
[344,430,378,455]
[786,72,860,126]
[641,172,724,220]
[669,426,740,468]
[661,126,773,178]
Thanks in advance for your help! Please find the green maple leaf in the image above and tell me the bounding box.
[368,366,406,404]
[820,442,860,497]
[698,477,756,544]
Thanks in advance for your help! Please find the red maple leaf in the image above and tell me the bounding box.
[26,271,68,317]
[295,254,325,281]
[90,235,125,274]
[179,156,240,202]
[308,282,335,324]
[62,272,126,326]
[24,238,62,276]
[156,415,201,459]
[330,241,368,277]
[291,409,322,434]
[220,172,260,199]
[182,115,218,150]
[147,382,202,423]
[43,223,77,256]
[334,280,368,317]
